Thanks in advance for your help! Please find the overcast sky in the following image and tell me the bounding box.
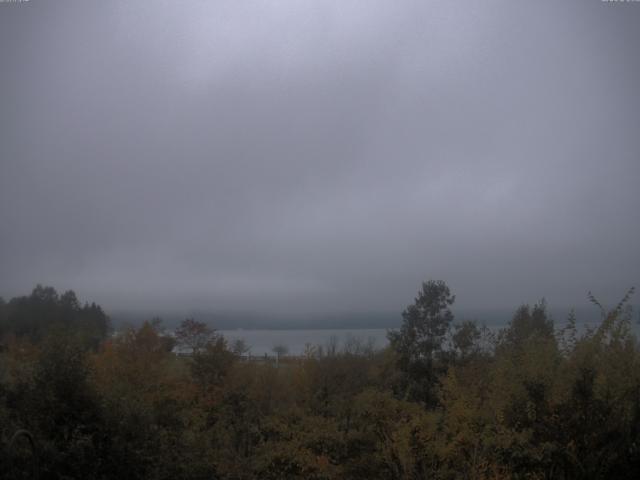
[1,0,639,317]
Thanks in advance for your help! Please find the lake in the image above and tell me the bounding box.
[217,309,639,356]
[218,328,391,356]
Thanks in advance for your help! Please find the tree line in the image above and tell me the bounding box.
[0,281,639,479]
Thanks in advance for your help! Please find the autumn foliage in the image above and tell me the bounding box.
[1,283,639,479]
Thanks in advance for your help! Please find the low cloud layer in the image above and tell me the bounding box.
[1,0,639,316]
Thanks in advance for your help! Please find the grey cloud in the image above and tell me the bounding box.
[1,0,639,317]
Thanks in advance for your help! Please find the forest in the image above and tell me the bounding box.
[0,281,639,479]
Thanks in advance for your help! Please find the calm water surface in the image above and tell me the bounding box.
[218,329,390,356]
[218,314,637,356]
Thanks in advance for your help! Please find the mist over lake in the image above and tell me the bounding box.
[217,304,640,356]
[218,329,387,356]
